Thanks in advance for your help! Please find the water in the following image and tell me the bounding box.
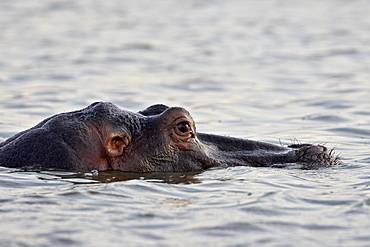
[1,0,370,246]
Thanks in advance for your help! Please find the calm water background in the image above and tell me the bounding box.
[1,0,370,246]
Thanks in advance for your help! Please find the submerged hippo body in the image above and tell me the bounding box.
[0,102,338,172]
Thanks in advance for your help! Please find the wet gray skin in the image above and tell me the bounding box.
[0,102,339,172]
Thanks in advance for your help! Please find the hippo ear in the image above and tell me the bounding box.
[138,104,169,116]
[105,134,130,157]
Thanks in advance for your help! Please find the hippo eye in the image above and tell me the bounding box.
[176,121,192,134]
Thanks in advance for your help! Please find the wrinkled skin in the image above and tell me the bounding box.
[0,102,339,172]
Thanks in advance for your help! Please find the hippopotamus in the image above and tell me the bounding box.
[0,102,338,172]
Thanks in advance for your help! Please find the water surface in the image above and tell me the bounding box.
[1,0,370,246]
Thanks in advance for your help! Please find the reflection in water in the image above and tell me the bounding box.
[91,170,202,184]
[38,169,202,184]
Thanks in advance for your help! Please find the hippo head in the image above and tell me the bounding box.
[102,104,219,172]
